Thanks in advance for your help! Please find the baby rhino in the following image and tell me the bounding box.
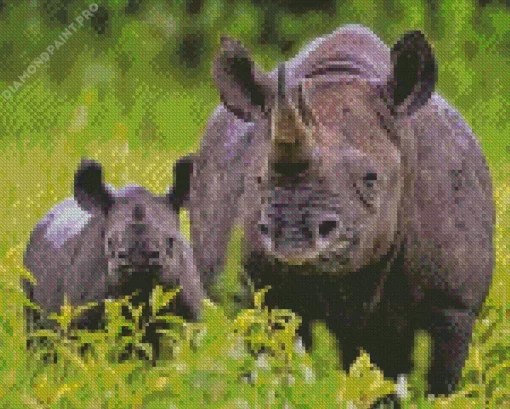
[24,158,205,333]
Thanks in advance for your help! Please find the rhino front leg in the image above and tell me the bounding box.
[427,308,476,395]
[190,171,245,292]
[175,258,207,322]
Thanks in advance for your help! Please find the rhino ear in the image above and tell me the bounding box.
[384,30,437,116]
[167,154,194,212]
[214,36,274,122]
[74,159,114,214]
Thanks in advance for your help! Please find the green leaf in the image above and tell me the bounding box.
[150,285,181,316]
[254,287,271,311]
[486,361,510,385]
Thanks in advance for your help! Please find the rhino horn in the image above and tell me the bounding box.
[271,64,315,166]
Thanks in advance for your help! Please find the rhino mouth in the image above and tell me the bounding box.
[268,237,355,267]
[113,265,165,297]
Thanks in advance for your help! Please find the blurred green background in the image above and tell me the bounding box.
[0,1,508,407]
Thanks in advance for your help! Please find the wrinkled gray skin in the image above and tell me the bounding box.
[186,25,494,399]
[24,159,205,330]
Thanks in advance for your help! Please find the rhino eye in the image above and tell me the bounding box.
[118,251,128,259]
[355,172,378,208]
[363,172,378,188]
[166,237,174,251]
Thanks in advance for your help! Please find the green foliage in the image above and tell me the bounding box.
[459,304,510,407]
[1,262,509,408]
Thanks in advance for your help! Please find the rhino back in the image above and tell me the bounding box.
[32,198,92,249]
[24,198,108,313]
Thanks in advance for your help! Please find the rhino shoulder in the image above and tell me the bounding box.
[413,94,492,192]
[406,94,494,309]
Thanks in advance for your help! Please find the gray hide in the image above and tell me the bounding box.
[24,159,205,328]
[186,25,494,398]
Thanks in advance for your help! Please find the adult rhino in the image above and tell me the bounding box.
[183,25,494,400]
[24,158,205,331]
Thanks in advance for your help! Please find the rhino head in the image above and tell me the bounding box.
[74,158,202,307]
[214,31,436,273]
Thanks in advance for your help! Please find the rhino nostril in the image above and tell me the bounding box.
[318,220,338,239]
[118,251,129,259]
[144,251,159,259]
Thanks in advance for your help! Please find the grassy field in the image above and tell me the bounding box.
[0,0,508,407]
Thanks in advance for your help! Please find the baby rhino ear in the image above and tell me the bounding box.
[74,159,114,214]
[167,154,194,212]
[383,30,437,116]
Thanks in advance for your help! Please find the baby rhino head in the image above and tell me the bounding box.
[73,158,194,300]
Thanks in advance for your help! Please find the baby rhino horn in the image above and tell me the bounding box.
[133,204,145,221]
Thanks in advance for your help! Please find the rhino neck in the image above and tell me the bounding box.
[245,237,406,326]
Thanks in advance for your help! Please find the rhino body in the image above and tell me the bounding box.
[24,159,205,331]
[186,25,494,398]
